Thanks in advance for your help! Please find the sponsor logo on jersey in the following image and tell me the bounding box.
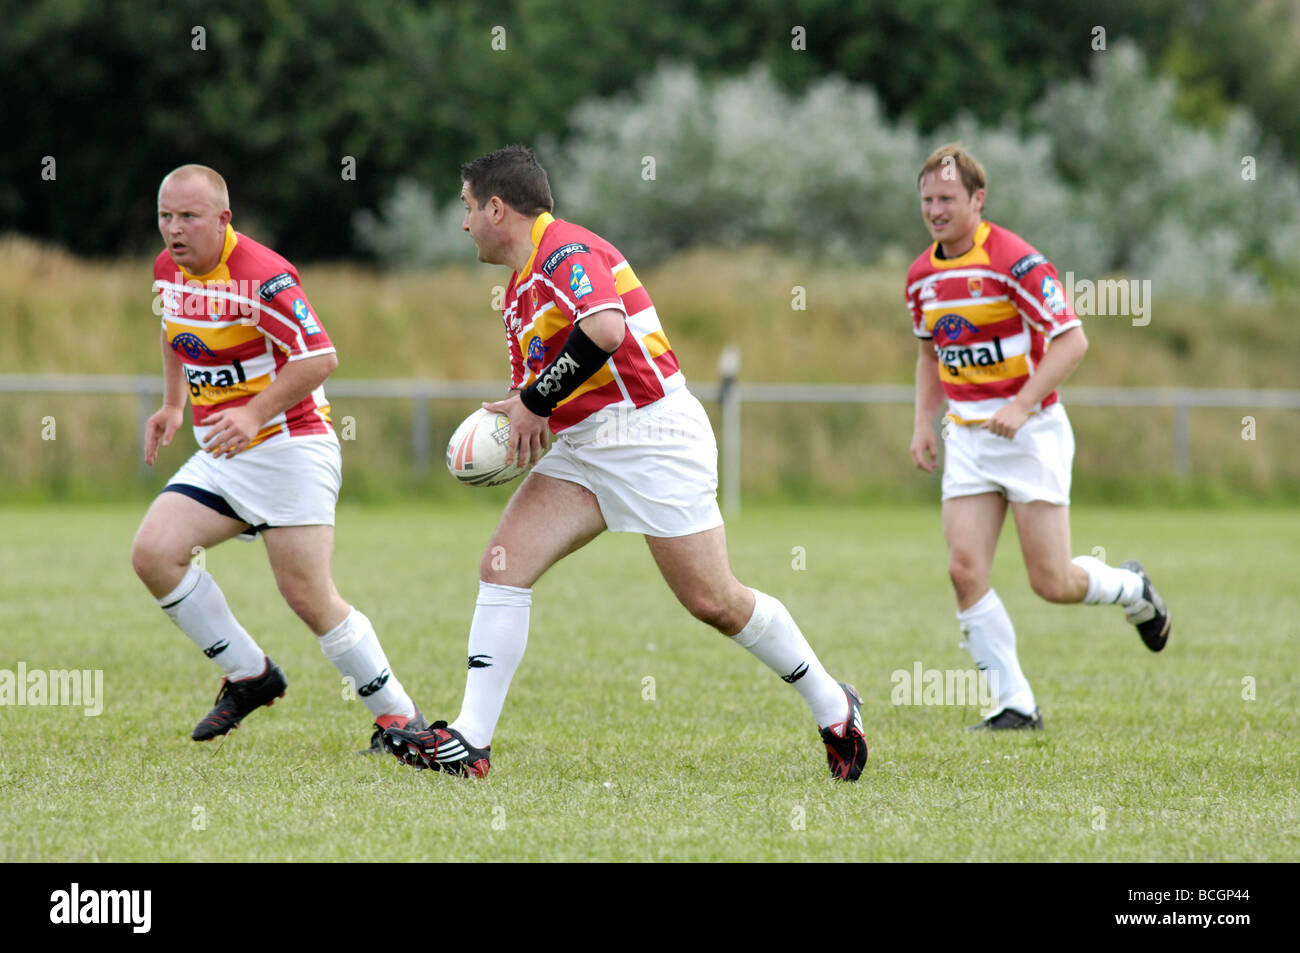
[292,298,322,335]
[1041,276,1066,314]
[258,271,298,301]
[570,263,594,300]
[937,337,1006,376]
[1010,252,1048,280]
[932,313,981,344]
[541,243,590,277]
[919,280,938,301]
[170,332,217,360]
[184,359,248,397]
[526,336,547,374]
[967,276,984,297]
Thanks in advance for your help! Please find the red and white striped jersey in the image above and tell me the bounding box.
[905,220,1080,423]
[152,225,335,450]
[501,213,684,433]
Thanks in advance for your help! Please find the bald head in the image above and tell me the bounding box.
[158,164,230,213]
[158,164,233,275]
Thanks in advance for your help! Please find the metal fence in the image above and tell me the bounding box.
[3,373,1297,512]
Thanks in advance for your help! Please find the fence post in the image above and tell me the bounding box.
[1174,401,1190,477]
[718,346,741,516]
[412,388,430,474]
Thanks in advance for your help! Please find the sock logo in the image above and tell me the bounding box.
[782,662,809,684]
[357,669,390,698]
[203,640,230,659]
[468,655,493,669]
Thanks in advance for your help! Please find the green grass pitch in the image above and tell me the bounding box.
[0,501,1295,861]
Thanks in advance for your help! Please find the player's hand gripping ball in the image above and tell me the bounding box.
[446,408,531,487]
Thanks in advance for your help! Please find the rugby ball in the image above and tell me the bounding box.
[446,408,529,487]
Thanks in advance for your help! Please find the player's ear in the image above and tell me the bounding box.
[218,208,232,228]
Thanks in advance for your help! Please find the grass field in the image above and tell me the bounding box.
[1,501,1296,862]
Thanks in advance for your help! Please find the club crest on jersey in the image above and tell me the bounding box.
[526,336,547,374]
[292,299,322,335]
[170,332,217,361]
[932,313,980,344]
[570,263,594,300]
[1041,276,1066,314]
[967,277,984,297]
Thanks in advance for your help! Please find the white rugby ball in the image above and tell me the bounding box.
[446,408,529,487]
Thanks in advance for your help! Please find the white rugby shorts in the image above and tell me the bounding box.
[532,388,725,537]
[941,401,1073,505]
[163,432,342,539]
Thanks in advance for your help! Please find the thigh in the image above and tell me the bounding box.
[644,524,739,605]
[482,472,607,588]
[134,490,250,561]
[942,491,1008,570]
[1010,499,1073,578]
[262,524,337,585]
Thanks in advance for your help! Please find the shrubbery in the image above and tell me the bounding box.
[359,41,1300,298]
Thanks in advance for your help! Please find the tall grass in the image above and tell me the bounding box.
[2,237,1297,503]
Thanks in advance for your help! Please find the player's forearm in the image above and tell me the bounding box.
[1011,327,1088,410]
[913,350,946,427]
[160,331,187,409]
[244,352,338,426]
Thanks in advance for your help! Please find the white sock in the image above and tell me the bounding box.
[158,565,267,680]
[957,588,1035,716]
[318,608,416,724]
[731,588,847,728]
[1071,555,1145,606]
[450,582,531,749]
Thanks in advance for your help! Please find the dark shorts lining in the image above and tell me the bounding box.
[162,483,269,536]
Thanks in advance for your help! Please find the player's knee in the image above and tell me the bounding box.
[947,555,986,596]
[681,591,744,633]
[130,534,172,583]
[276,575,328,626]
[1028,570,1072,603]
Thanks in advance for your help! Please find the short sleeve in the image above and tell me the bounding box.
[254,271,335,358]
[543,247,624,323]
[1006,253,1080,339]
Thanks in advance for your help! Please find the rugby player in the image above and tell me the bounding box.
[906,144,1170,729]
[131,164,425,749]
[383,145,866,779]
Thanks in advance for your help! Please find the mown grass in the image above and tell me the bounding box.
[1,502,1294,861]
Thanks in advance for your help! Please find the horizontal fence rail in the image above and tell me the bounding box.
[3,374,1297,511]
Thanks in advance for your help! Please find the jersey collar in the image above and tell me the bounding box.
[929,220,992,269]
[180,224,238,282]
[520,212,555,277]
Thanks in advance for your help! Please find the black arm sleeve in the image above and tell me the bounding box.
[518,322,615,417]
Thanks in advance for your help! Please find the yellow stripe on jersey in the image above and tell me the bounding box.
[164,319,265,352]
[531,309,570,343]
[937,352,1029,385]
[923,299,1017,330]
[642,329,671,358]
[560,366,616,406]
[614,265,642,295]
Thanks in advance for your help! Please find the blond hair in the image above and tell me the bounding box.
[917,144,986,197]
